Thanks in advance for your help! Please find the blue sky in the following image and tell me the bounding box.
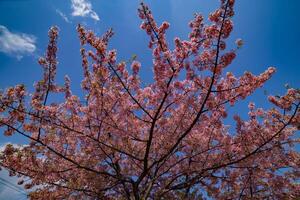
[0,0,299,199]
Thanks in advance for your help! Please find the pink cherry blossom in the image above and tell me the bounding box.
[0,0,299,199]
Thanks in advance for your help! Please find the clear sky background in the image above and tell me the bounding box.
[0,0,299,199]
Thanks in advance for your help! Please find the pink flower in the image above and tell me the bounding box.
[248,102,255,110]
[131,61,141,74]
[161,21,170,30]
[235,38,243,48]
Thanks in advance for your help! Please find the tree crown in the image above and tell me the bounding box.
[0,0,299,199]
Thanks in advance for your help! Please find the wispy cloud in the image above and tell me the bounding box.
[0,25,36,60]
[56,9,71,23]
[71,0,100,21]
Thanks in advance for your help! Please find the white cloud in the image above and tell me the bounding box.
[71,0,100,21]
[56,9,71,23]
[0,142,29,153]
[0,25,36,60]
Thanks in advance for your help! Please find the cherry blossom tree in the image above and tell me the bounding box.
[0,0,299,199]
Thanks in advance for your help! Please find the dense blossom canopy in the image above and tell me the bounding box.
[0,0,299,199]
